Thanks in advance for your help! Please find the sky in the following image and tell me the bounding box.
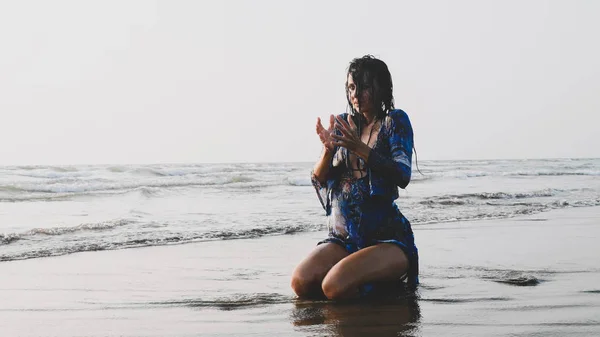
[0,0,598,165]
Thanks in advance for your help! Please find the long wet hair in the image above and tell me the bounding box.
[345,55,395,122]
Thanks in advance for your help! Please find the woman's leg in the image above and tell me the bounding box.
[291,243,349,298]
[321,243,409,300]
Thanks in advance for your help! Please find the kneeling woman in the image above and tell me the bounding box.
[291,55,419,300]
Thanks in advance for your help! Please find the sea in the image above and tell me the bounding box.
[1,158,598,263]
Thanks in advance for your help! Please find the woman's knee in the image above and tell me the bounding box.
[321,276,343,300]
[291,243,349,298]
[291,268,322,298]
[321,268,357,300]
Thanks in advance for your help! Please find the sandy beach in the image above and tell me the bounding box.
[1,205,598,336]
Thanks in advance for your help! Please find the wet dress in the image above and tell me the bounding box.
[312,109,419,288]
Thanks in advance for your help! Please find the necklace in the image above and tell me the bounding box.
[350,118,380,174]
[365,118,380,148]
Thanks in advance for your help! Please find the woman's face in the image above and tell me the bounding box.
[347,74,370,113]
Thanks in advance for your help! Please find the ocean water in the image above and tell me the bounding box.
[1,158,599,263]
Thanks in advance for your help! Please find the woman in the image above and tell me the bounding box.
[291,55,418,300]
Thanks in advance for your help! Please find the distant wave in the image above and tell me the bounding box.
[476,189,557,199]
[0,222,319,262]
[13,165,80,172]
[0,185,27,193]
[411,197,600,225]
[0,177,320,203]
[286,176,312,186]
[12,171,93,179]
[0,175,276,202]
[409,174,432,182]
[439,171,490,179]
[509,171,600,177]
[1,175,260,193]
[427,170,600,179]
[2,164,302,185]
[419,189,560,206]
[0,233,20,245]
[107,166,128,173]
[120,164,297,177]
[0,219,135,245]
[0,194,73,203]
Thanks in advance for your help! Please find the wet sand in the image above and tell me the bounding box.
[1,206,599,336]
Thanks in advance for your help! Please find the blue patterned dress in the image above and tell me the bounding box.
[312,110,419,289]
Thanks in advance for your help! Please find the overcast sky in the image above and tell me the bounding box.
[0,0,598,165]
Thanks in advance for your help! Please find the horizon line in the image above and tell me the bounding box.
[1,156,598,167]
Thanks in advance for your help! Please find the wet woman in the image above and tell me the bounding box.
[291,55,418,300]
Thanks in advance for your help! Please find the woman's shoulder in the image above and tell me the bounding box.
[388,109,410,121]
[385,109,412,128]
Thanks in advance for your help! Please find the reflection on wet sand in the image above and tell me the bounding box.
[291,294,421,337]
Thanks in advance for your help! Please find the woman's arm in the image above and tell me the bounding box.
[312,148,334,184]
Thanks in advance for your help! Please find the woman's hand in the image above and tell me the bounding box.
[332,115,371,160]
[332,115,361,152]
[316,115,336,153]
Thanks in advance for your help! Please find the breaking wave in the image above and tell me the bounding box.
[0,222,319,262]
[0,219,134,245]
